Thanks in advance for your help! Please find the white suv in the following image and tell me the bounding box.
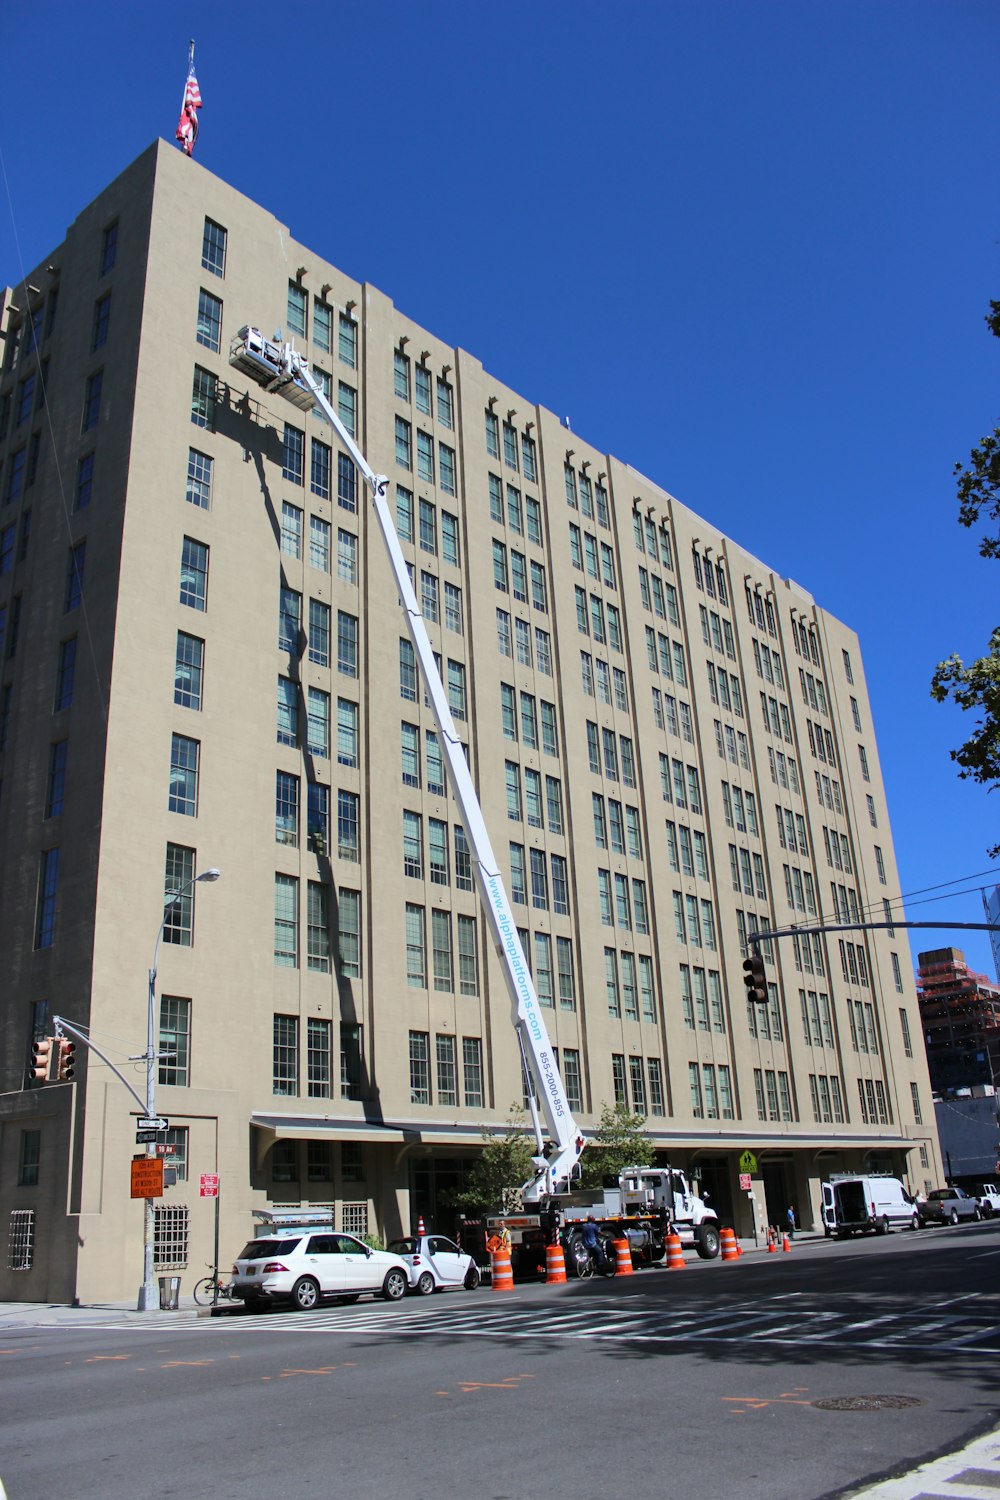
[972,1183,1000,1218]
[232,1228,411,1311]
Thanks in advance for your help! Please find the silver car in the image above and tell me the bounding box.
[917,1187,981,1226]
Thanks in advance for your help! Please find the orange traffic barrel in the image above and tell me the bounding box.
[665,1232,685,1270]
[613,1237,634,1276]
[720,1226,739,1262]
[545,1243,567,1284]
[490,1248,514,1291]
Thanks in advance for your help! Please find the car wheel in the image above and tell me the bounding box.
[949,1209,959,1225]
[382,1268,408,1301]
[291,1276,320,1312]
[910,1213,920,1231]
[464,1265,481,1291]
[416,1271,435,1296]
[974,1207,982,1221]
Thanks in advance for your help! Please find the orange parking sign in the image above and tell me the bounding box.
[130,1157,164,1198]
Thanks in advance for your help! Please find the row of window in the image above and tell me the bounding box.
[273,876,360,975]
[495,609,553,674]
[408,1032,486,1109]
[273,1014,364,1098]
[487,412,537,483]
[571,522,618,590]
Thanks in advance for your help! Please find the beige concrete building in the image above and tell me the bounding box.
[0,140,941,1302]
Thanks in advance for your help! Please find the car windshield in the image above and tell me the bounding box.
[388,1238,417,1255]
[238,1237,302,1258]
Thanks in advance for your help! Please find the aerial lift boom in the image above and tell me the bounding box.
[230,328,585,1199]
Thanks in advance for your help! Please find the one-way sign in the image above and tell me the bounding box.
[137,1117,169,1132]
[136,1129,167,1144]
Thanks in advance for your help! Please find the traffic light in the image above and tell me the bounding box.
[56,1039,76,1082]
[743,952,768,1005]
[30,1038,53,1082]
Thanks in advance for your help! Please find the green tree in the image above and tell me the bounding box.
[579,1102,652,1188]
[931,299,1000,857]
[448,1107,534,1215]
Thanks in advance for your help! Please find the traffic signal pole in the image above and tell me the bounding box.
[747,918,999,949]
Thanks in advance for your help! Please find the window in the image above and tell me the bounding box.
[287,282,307,339]
[186,448,212,509]
[163,843,195,945]
[100,220,118,276]
[307,882,331,972]
[416,365,431,415]
[432,910,453,992]
[274,875,299,967]
[278,587,302,653]
[337,528,357,585]
[339,314,357,368]
[303,597,329,667]
[179,537,208,610]
[159,997,191,1087]
[338,890,361,979]
[312,301,331,353]
[338,453,358,512]
[273,1014,299,1094]
[34,848,60,949]
[340,1021,363,1098]
[403,810,423,878]
[283,423,304,485]
[307,782,329,853]
[196,288,222,351]
[275,770,298,846]
[191,365,216,430]
[17,1132,41,1189]
[65,542,86,611]
[337,789,359,862]
[396,416,412,469]
[281,501,303,558]
[338,611,358,677]
[45,740,68,818]
[406,904,426,987]
[410,1031,430,1104]
[436,1034,457,1105]
[458,914,478,995]
[338,382,357,437]
[337,697,358,766]
[463,1037,484,1108]
[91,292,111,351]
[168,734,199,816]
[309,514,331,572]
[201,218,227,277]
[277,676,298,746]
[55,637,77,711]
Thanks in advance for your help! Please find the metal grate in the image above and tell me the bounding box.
[7,1209,34,1271]
[153,1204,189,1269]
[812,1395,923,1412]
[342,1201,368,1237]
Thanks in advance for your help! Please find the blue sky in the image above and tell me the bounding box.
[3,0,998,977]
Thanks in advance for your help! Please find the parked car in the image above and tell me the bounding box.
[970,1183,1000,1218]
[917,1187,981,1226]
[386,1233,481,1294]
[231,1228,411,1311]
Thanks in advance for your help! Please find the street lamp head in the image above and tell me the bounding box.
[197,868,222,883]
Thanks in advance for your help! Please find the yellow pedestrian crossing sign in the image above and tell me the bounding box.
[738,1150,758,1175]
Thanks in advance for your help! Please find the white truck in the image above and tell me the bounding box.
[820,1175,920,1237]
[230,326,585,1202]
[487,1165,720,1276]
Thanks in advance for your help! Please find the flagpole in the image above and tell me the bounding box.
[179,38,195,111]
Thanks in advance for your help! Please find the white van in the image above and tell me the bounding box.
[821,1176,920,1236]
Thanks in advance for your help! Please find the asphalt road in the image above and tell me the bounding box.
[3,1223,1000,1500]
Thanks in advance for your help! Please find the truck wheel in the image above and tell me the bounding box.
[567,1235,591,1278]
[874,1216,889,1236]
[910,1213,920,1231]
[696,1223,721,1260]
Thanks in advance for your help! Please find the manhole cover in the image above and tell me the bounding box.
[812,1395,924,1412]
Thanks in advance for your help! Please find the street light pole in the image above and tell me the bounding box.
[138,867,220,1312]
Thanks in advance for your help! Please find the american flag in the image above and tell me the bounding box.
[176,51,203,157]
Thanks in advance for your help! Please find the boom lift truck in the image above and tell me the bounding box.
[229,326,584,1203]
[228,328,719,1272]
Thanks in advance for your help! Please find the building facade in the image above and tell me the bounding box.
[0,141,941,1302]
[917,947,1000,1096]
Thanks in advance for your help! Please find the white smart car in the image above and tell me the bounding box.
[386,1233,481,1295]
[232,1225,411,1312]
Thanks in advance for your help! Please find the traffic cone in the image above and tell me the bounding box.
[782,1233,791,1253]
[665,1232,686,1270]
[416,1216,426,1235]
[736,1238,744,1256]
[767,1227,778,1253]
[613,1237,634,1276]
[545,1243,567,1284]
[490,1247,514,1291]
[720,1226,739,1262]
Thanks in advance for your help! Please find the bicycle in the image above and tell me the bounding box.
[192,1266,237,1305]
